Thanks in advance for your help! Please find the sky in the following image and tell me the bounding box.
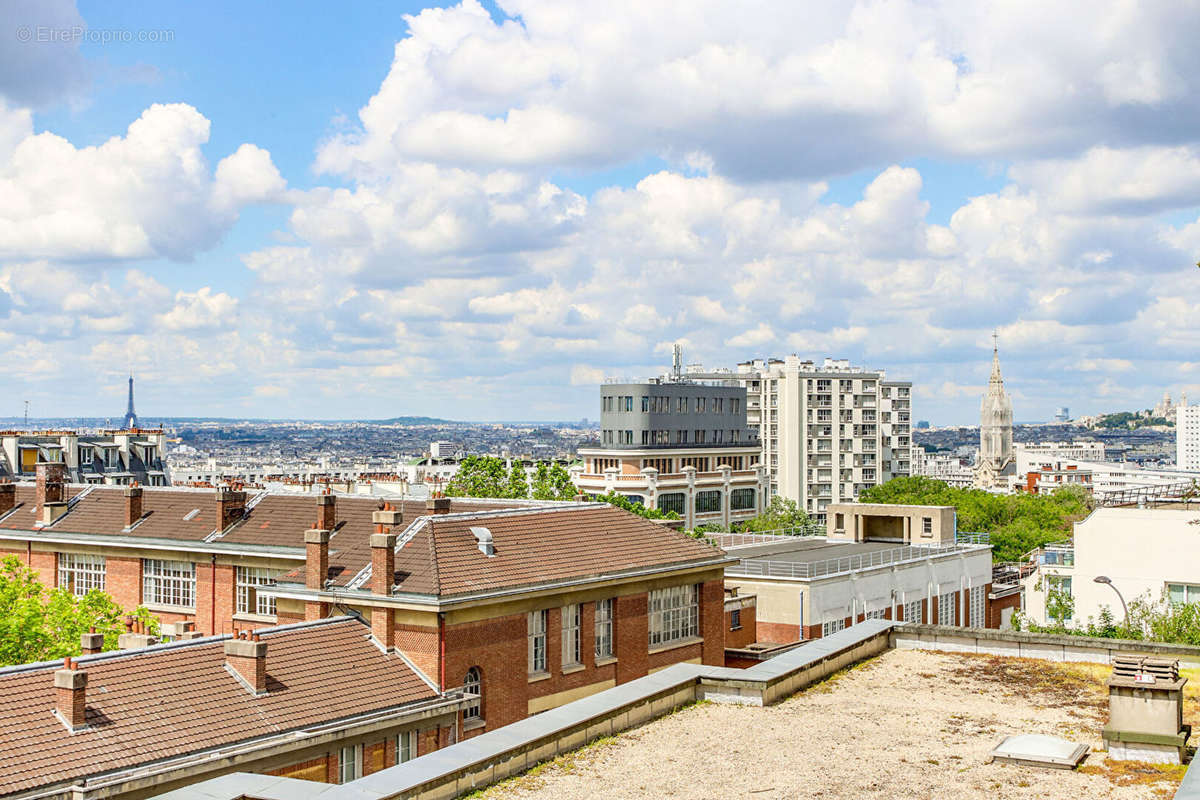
[2,0,1200,424]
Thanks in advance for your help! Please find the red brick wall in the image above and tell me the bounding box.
[29,549,55,587]
[441,612,528,731]
[195,561,236,636]
[106,556,142,610]
[988,591,1021,629]
[266,755,329,782]
[725,603,756,649]
[396,622,440,685]
[757,620,801,643]
[699,579,724,666]
[614,593,648,684]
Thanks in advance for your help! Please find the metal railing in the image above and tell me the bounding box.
[1096,480,1200,507]
[726,541,985,580]
[710,525,825,548]
[955,531,990,545]
[1026,541,1075,567]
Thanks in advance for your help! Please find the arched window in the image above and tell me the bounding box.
[463,667,482,721]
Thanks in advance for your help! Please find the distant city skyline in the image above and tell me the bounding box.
[3,1,1199,425]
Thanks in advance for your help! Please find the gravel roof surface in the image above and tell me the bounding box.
[476,648,1187,800]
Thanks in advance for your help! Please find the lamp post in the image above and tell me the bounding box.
[1094,575,1129,630]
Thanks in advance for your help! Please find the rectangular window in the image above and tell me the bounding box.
[648,584,700,648]
[822,618,846,637]
[595,598,614,659]
[142,559,196,608]
[695,397,706,413]
[730,607,741,630]
[969,585,985,628]
[656,492,685,515]
[864,609,886,620]
[1046,575,1073,620]
[1168,583,1200,604]
[903,599,923,624]
[396,731,416,764]
[58,553,105,596]
[938,592,956,626]
[922,517,932,535]
[528,609,548,674]
[562,603,581,667]
[339,745,361,784]
[695,490,722,513]
[641,396,649,412]
[235,566,279,616]
[730,488,756,511]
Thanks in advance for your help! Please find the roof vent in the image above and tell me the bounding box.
[183,508,200,521]
[470,526,495,557]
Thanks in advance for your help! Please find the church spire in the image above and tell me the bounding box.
[990,330,1003,383]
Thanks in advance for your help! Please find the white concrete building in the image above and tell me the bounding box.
[1178,402,1200,470]
[707,356,913,521]
[1022,505,1200,628]
[1015,441,1107,465]
[914,446,975,488]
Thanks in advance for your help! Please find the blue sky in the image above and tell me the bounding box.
[2,0,1200,423]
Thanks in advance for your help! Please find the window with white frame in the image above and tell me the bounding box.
[921,517,932,536]
[822,618,846,637]
[396,730,416,764]
[969,585,985,628]
[463,667,481,721]
[562,603,581,667]
[142,559,196,608]
[937,591,956,626]
[864,609,886,621]
[527,609,548,674]
[338,744,361,783]
[57,553,105,596]
[903,599,923,623]
[595,598,614,659]
[1168,582,1200,605]
[235,566,279,616]
[648,584,700,648]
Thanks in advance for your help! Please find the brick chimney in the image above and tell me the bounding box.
[80,629,104,655]
[0,482,13,515]
[426,496,451,515]
[123,484,144,529]
[370,532,397,596]
[36,462,68,524]
[54,657,88,731]
[305,528,330,589]
[317,492,337,531]
[225,632,268,695]
[216,487,247,529]
[117,616,159,649]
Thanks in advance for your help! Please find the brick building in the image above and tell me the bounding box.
[0,466,732,734]
[0,617,469,800]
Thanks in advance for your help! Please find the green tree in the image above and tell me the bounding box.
[504,462,529,500]
[593,492,679,520]
[530,461,576,501]
[0,555,159,666]
[445,455,509,498]
[737,496,815,533]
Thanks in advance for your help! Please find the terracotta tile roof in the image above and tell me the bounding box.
[278,505,727,599]
[0,618,438,796]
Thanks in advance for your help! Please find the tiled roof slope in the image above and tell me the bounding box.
[0,618,436,796]
[279,505,727,599]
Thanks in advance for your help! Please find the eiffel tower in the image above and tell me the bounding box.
[123,374,138,429]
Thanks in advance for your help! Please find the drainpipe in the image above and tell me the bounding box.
[210,554,217,634]
[438,612,446,692]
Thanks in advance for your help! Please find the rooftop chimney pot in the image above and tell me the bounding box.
[304,528,331,590]
[426,497,451,515]
[225,636,268,695]
[216,487,247,530]
[370,533,397,596]
[54,664,88,731]
[316,493,337,531]
[80,631,104,655]
[0,483,14,515]
[36,461,67,524]
[123,485,144,529]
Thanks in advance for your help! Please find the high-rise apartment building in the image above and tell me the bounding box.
[687,356,911,521]
[1178,400,1200,470]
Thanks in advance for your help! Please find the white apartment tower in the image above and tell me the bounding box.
[727,356,913,521]
[973,339,1016,489]
[1178,399,1200,470]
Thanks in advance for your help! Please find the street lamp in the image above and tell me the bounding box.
[1094,575,1129,630]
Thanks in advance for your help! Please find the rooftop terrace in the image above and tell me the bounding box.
[474,648,1192,800]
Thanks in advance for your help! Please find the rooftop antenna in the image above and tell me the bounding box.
[672,343,683,382]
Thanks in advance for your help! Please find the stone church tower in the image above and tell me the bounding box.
[974,336,1015,489]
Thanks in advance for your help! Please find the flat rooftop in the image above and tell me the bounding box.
[729,537,900,565]
[475,649,1191,800]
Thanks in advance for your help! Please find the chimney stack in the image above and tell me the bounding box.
[372,502,403,532]
[216,487,247,530]
[117,615,159,649]
[305,528,330,590]
[370,532,397,595]
[123,484,144,529]
[80,629,104,655]
[54,657,88,731]
[225,633,268,695]
[426,497,451,515]
[317,492,337,531]
[0,482,14,515]
[36,462,68,524]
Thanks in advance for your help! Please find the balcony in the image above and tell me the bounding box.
[1030,542,1074,568]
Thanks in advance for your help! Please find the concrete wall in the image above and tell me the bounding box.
[892,624,1200,669]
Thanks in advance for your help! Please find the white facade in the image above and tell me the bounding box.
[1022,506,1200,628]
[573,446,766,529]
[914,446,975,488]
[1015,441,1106,465]
[725,357,912,521]
[1178,403,1200,470]
[0,430,170,486]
